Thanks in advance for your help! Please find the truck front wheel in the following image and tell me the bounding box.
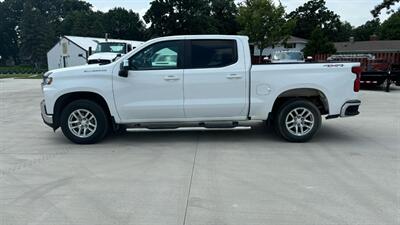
[274,99,321,142]
[60,100,109,144]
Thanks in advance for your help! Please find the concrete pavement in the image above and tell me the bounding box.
[0,79,399,225]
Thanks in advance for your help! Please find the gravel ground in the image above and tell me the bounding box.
[0,79,399,225]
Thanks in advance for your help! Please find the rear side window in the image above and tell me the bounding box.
[189,40,238,69]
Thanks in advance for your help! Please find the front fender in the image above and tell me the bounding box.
[42,74,120,123]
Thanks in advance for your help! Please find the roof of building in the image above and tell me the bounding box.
[286,36,308,44]
[249,36,308,46]
[334,40,400,53]
[64,36,143,50]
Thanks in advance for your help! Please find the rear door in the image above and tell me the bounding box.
[183,39,248,119]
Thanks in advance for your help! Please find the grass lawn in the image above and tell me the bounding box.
[0,74,42,79]
[0,65,35,70]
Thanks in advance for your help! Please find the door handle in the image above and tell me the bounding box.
[164,75,180,81]
[226,74,243,79]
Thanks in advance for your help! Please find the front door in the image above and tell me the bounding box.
[113,40,185,122]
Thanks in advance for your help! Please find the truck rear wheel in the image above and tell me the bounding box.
[60,100,109,144]
[274,99,321,142]
[382,78,391,92]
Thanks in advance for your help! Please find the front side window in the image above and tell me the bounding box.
[129,41,183,70]
[189,40,237,69]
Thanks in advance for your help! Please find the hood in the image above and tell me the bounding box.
[88,53,122,61]
[48,63,112,76]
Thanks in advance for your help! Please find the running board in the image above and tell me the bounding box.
[126,126,251,132]
[125,121,246,130]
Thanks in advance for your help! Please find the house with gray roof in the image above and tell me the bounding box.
[252,36,308,57]
[334,40,400,54]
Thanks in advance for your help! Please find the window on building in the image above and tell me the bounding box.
[284,43,296,49]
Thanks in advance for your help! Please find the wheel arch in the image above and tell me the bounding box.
[53,91,114,129]
[271,88,330,117]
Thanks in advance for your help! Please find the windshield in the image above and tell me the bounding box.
[95,43,126,54]
[272,52,304,61]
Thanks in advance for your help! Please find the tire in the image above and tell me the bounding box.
[60,100,109,144]
[384,78,391,92]
[113,124,127,135]
[274,99,321,142]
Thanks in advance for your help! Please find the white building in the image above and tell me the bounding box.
[253,36,308,56]
[47,36,143,70]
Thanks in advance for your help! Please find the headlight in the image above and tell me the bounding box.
[44,76,53,85]
[42,72,53,85]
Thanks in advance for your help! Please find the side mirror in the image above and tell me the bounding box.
[127,44,132,53]
[88,47,93,56]
[113,53,122,62]
[119,59,129,77]
[78,53,87,61]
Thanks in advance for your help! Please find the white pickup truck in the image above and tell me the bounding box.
[87,41,143,65]
[41,35,362,144]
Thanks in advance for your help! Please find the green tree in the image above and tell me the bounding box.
[144,0,215,37]
[372,0,399,17]
[59,8,147,40]
[104,8,146,40]
[380,11,400,39]
[287,0,348,42]
[19,0,52,67]
[59,11,106,37]
[0,0,24,65]
[353,19,381,41]
[0,0,93,66]
[303,27,336,57]
[237,0,293,62]
[210,0,240,35]
[59,0,92,15]
[335,21,353,42]
[50,0,92,37]
[21,0,93,43]
[87,12,107,37]
[0,2,5,65]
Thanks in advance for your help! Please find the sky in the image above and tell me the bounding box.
[85,0,399,27]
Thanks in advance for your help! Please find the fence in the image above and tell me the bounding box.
[253,53,400,66]
[314,52,400,65]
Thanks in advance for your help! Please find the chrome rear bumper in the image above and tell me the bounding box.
[340,100,361,117]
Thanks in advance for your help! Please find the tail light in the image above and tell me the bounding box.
[352,66,362,92]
